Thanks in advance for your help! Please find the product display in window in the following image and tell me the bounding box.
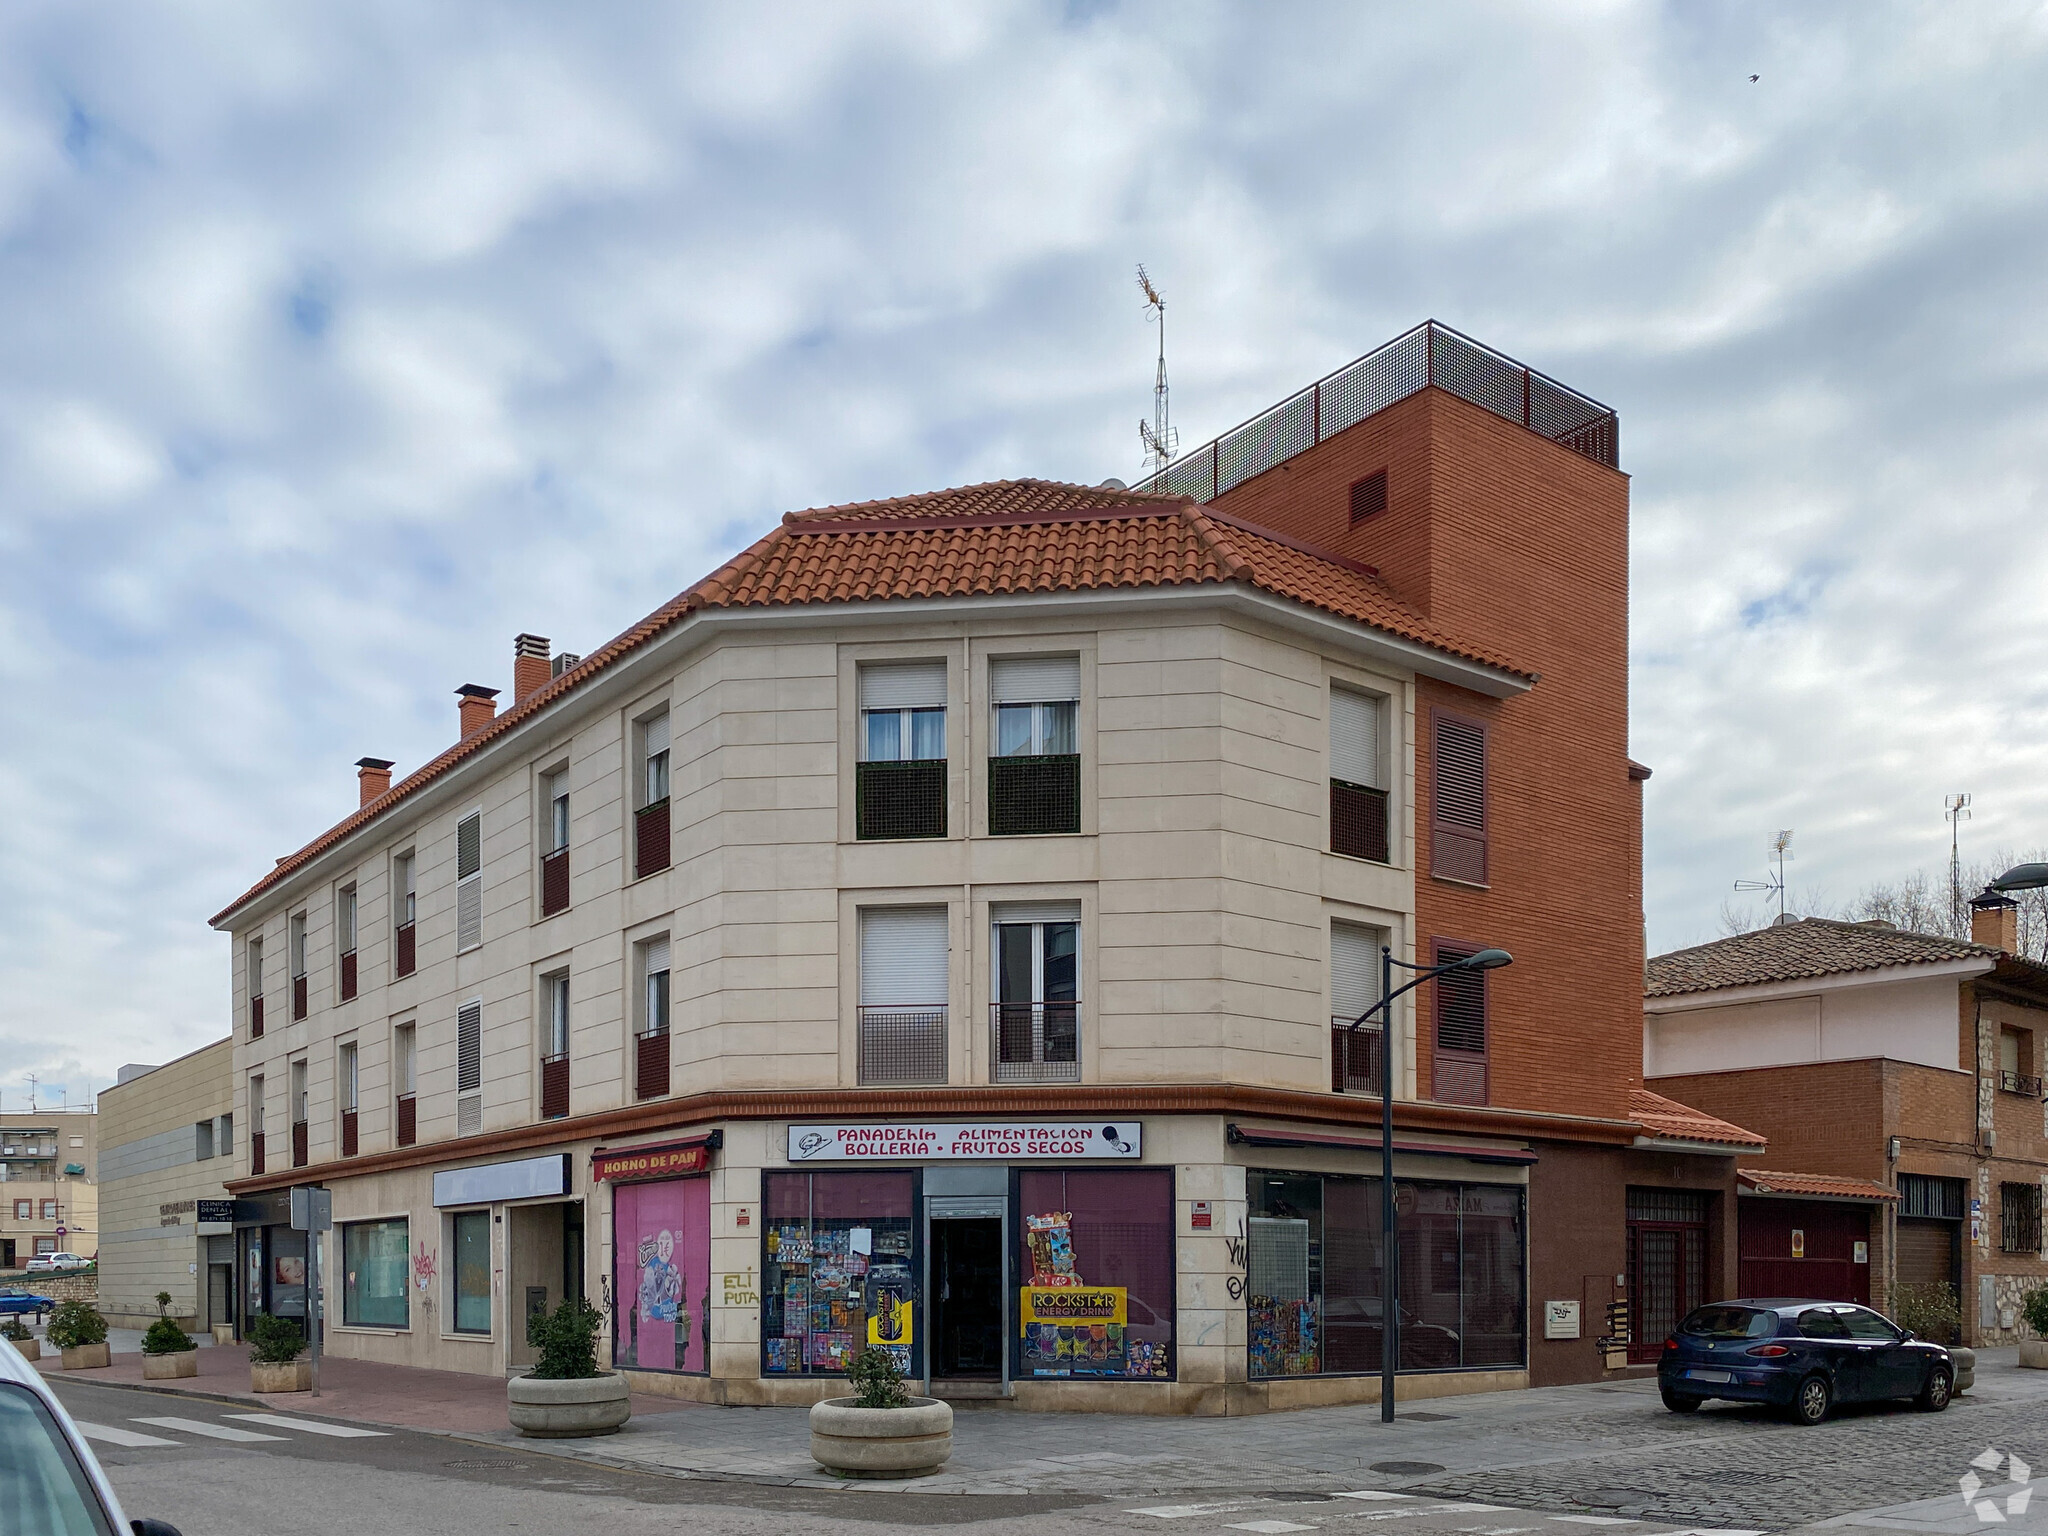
[1016,1169,1175,1380]
[762,1171,915,1376]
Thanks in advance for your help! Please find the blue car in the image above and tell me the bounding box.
[0,1289,51,1322]
[1659,1299,1953,1425]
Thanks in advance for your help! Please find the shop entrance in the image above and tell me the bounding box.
[508,1200,585,1371]
[931,1217,1004,1378]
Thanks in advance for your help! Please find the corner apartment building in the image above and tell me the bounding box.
[1646,897,2048,1347]
[215,322,1753,1412]
[0,1110,96,1270]
[96,1042,236,1329]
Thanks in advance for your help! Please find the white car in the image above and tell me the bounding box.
[23,1253,88,1273]
[0,1323,185,1533]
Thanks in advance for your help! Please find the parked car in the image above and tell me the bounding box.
[23,1253,88,1273]
[1659,1299,1953,1425]
[0,1289,51,1321]
[0,1316,185,1533]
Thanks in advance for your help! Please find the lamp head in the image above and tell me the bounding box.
[1991,863,2048,894]
[1464,948,1514,970]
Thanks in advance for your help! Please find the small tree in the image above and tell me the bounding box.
[45,1300,108,1351]
[0,1316,31,1342]
[2021,1284,2048,1339]
[246,1314,306,1365]
[1894,1280,1963,1345]
[845,1345,910,1409]
[142,1291,194,1356]
[525,1295,605,1380]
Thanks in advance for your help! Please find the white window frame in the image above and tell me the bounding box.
[543,972,571,1058]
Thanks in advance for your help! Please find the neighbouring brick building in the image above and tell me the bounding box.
[214,321,1753,1411]
[1646,897,2048,1347]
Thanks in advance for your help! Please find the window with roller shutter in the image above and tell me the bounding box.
[289,910,309,1020]
[1330,921,1386,1094]
[634,711,672,876]
[1329,687,1388,862]
[988,655,1081,836]
[858,907,949,1085]
[457,1000,482,1136]
[1430,711,1489,884]
[247,935,265,1038]
[1431,942,1489,1105]
[635,937,671,1099]
[857,660,947,839]
[392,851,416,977]
[455,812,483,952]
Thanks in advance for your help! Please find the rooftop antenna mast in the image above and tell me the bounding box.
[1734,829,1794,924]
[1137,266,1177,474]
[1946,792,1972,932]
[25,1072,37,1114]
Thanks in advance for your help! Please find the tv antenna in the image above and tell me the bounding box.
[1136,265,1177,473]
[1735,829,1794,923]
[1946,792,1972,929]
[25,1072,38,1114]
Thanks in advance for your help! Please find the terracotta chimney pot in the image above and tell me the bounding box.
[457,684,501,740]
[513,634,552,704]
[355,757,395,807]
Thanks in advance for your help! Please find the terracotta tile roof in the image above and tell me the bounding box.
[1646,918,1998,999]
[1629,1087,1766,1149]
[1738,1168,1900,1202]
[213,477,1528,927]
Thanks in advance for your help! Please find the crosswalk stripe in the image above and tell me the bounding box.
[223,1413,389,1438]
[74,1422,179,1448]
[1225,1523,1316,1534]
[1547,1521,1640,1528]
[131,1416,286,1443]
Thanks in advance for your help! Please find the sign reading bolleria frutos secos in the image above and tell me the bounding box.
[787,1123,1142,1161]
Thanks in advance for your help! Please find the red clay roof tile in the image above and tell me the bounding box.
[1629,1087,1766,1149]
[1737,1168,1899,1201]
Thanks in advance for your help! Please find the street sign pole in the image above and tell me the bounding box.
[290,1187,332,1398]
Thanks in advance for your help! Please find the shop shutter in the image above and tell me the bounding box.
[1330,923,1381,1023]
[1330,688,1380,788]
[1432,943,1489,1105]
[859,908,949,1007]
[457,1001,482,1093]
[990,655,1080,704]
[1430,712,1488,883]
[859,660,946,710]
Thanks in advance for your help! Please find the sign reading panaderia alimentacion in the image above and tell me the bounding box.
[787,1122,1141,1162]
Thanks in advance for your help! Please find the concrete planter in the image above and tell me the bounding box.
[7,1337,40,1362]
[60,1342,110,1370]
[251,1359,311,1393]
[809,1397,954,1479]
[2019,1340,2048,1370]
[1952,1346,1977,1392]
[143,1350,199,1380]
[212,1324,235,1346]
[507,1372,632,1438]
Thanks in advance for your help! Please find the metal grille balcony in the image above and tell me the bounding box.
[991,1002,1080,1083]
[395,1093,416,1148]
[250,994,264,1039]
[2001,1070,2043,1097]
[541,847,570,916]
[635,799,672,878]
[340,950,357,1002]
[291,1120,308,1169]
[1331,1020,1383,1095]
[250,1131,265,1176]
[292,974,308,1021]
[857,759,946,840]
[636,1029,670,1100]
[1330,780,1389,862]
[394,922,416,978]
[340,1108,358,1158]
[858,1007,948,1086]
[541,1052,571,1119]
[988,755,1080,836]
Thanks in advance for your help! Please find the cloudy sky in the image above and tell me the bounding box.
[5,1,2048,1104]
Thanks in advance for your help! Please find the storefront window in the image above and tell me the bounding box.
[613,1176,711,1374]
[451,1210,491,1334]
[1246,1171,1524,1377]
[342,1219,409,1329]
[269,1228,308,1318]
[1015,1168,1174,1379]
[761,1171,917,1376]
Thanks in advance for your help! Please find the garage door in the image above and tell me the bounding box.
[1738,1200,1871,1304]
[1897,1217,1959,1293]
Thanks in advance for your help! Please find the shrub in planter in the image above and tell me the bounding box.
[810,1346,952,1479]
[1,1315,38,1361]
[247,1313,310,1392]
[142,1301,199,1380]
[47,1299,110,1369]
[1895,1281,1963,1346]
[508,1296,630,1438]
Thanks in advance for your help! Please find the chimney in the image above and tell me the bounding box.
[456,684,500,740]
[1971,889,2019,953]
[355,757,395,807]
[513,633,552,704]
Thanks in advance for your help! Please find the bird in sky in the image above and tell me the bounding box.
[1749,74,1760,82]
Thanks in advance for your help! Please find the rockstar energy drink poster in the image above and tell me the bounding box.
[1019,1285,1127,1326]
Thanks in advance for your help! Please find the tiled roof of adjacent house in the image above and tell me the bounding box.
[213,478,1528,926]
[1645,918,1999,999]
[1629,1087,1766,1149]
[1737,1168,1899,1202]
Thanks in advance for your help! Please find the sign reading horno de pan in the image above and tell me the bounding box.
[788,1123,1141,1161]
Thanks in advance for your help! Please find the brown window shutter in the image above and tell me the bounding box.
[1348,469,1388,525]
[1431,942,1489,1105]
[1430,711,1488,883]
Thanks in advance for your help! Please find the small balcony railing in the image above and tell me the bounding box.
[340,950,358,1002]
[1331,1019,1383,1095]
[857,759,946,840]
[250,994,264,1039]
[250,1131,265,1176]
[636,1029,670,1100]
[858,1007,948,1086]
[394,921,416,978]
[291,1120,309,1169]
[292,974,308,1021]
[395,1093,416,1148]
[541,1052,571,1119]
[340,1108,358,1158]
[541,847,570,916]
[991,1002,1080,1083]
[636,799,672,878]
[988,754,1080,836]
[2002,1070,2044,1097]
[1330,780,1390,862]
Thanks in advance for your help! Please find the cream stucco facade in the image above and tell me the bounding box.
[1,1109,97,1272]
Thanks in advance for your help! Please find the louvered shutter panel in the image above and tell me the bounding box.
[1430,712,1488,883]
[1330,689,1380,788]
[1330,923,1380,1022]
[988,900,1082,926]
[457,1002,482,1092]
[642,710,670,758]
[1431,945,1489,1106]
[859,660,947,709]
[457,813,481,879]
[644,935,670,978]
[859,908,949,1007]
[990,655,1080,704]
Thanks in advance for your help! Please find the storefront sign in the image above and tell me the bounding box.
[788,1122,1141,1162]
[1020,1285,1128,1326]
[592,1138,714,1183]
[433,1153,570,1208]
[196,1199,234,1235]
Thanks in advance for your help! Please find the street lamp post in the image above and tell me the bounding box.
[1345,944,1511,1425]
[1991,864,2048,895]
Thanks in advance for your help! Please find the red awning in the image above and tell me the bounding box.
[590,1131,722,1183]
[1227,1124,1536,1165]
